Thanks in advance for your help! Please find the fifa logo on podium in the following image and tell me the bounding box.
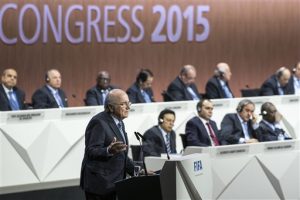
[194,160,202,174]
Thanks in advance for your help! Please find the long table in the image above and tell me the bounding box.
[0,95,299,194]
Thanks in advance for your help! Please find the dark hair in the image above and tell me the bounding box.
[136,69,153,83]
[158,109,175,124]
[196,99,211,112]
[260,102,274,116]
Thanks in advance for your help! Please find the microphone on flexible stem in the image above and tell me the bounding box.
[134,132,148,176]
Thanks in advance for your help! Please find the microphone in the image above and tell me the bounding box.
[134,132,140,141]
[134,132,148,176]
[135,131,145,141]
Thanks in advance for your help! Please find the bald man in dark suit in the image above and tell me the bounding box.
[80,89,134,200]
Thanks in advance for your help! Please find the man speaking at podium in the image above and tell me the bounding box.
[80,89,134,200]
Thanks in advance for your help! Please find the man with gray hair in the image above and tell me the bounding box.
[32,69,68,109]
[260,67,292,96]
[80,89,135,200]
[166,64,201,101]
[205,62,234,99]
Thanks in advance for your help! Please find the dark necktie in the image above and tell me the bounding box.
[165,134,172,154]
[117,121,126,144]
[206,122,220,146]
[8,91,20,110]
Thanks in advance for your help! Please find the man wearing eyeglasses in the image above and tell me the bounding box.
[80,89,134,200]
[166,65,202,101]
[85,70,117,106]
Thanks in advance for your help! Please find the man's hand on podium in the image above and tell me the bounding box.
[140,169,156,175]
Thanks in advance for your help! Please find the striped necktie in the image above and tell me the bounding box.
[117,121,126,144]
[165,134,172,154]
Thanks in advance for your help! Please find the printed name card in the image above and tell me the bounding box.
[264,141,296,152]
[216,146,249,156]
[7,111,44,122]
[62,108,96,118]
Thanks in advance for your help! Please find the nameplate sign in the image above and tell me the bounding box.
[216,146,249,156]
[7,112,44,122]
[264,141,295,152]
[213,101,230,109]
[281,96,299,104]
[62,108,96,119]
[159,103,188,112]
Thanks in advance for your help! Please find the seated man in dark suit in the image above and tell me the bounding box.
[166,65,201,101]
[0,68,26,111]
[260,67,293,96]
[185,99,221,147]
[32,69,68,109]
[85,70,117,106]
[288,61,300,94]
[205,62,234,99]
[126,69,155,104]
[256,102,291,142]
[220,99,259,145]
[142,109,176,157]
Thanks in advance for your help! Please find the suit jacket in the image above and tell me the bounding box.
[85,85,116,106]
[0,85,26,111]
[31,85,68,109]
[185,116,221,147]
[205,76,234,99]
[260,75,293,96]
[166,77,201,101]
[126,83,155,104]
[287,75,297,94]
[220,113,257,144]
[142,125,176,157]
[256,120,288,142]
[80,111,134,195]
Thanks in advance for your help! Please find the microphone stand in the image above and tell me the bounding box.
[134,132,148,176]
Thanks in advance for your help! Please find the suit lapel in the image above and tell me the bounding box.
[198,118,212,145]
[95,88,103,105]
[106,115,127,144]
[0,85,10,106]
[14,89,22,109]
[234,114,244,137]
[155,126,167,152]
[44,86,59,107]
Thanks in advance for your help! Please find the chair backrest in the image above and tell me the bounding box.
[161,90,175,102]
[179,134,187,149]
[130,145,143,161]
[240,88,260,97]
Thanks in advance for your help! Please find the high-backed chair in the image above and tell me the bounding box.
[179,133,187,149]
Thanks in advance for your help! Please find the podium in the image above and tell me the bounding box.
[115,175,162,200]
